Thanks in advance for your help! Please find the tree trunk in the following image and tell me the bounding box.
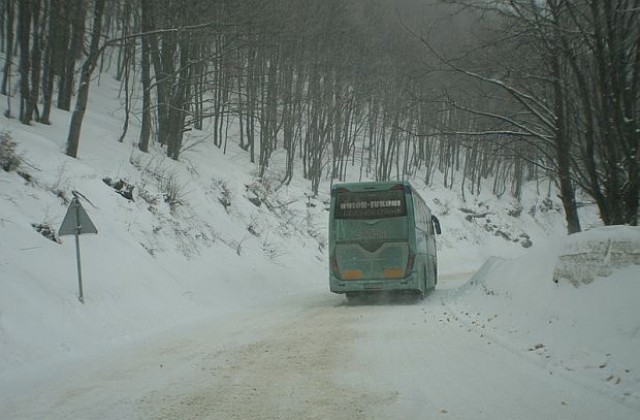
[551,51,581,234]
[65,0,105,158]
[39,0,59,124]
[17,0,32,124]
[137,0,152,152]
[1,0,15,98]
[58,0,84,111]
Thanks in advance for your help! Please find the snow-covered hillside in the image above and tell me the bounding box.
[1,74,639,418]
[0,76,329,370]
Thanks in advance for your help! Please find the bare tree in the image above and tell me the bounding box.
[17,0,31,123]
[1,0,14,101]
[65,0,105,158]
[138,0,152,152]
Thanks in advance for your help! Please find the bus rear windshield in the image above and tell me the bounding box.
[334,189,407,219]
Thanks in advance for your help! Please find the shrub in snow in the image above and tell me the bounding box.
[0,133,20,172]
[210,177,234,211]
[137,187,159,211]
[218,186,232,212]
[131,155,186,212]
[161,175,186,212]
[507,202,523,217]
[247,214,260,237]
[245,177,280,212]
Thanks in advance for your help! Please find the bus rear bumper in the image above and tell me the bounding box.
[329,273,421,294]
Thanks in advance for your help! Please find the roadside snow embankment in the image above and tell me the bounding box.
[449,226,640,409]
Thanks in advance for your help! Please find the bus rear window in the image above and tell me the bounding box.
[334,189,407,219]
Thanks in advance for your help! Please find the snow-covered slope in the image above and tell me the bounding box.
[447,228,640,407]
[0,77,328,373]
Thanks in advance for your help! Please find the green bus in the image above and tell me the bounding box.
[328,181,441,300]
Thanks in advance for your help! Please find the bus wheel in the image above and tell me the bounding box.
[423,266,429,295]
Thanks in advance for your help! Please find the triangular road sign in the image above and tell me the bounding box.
[59,197,98,236]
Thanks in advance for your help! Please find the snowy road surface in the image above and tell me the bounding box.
[1,274,637,420]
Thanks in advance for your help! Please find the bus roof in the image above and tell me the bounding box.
[331,180,413,193]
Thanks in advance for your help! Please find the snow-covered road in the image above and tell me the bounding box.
[1,274,637,420]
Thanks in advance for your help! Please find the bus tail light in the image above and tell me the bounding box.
[383,268,404,278]
[342,269,363,280]
[331,256,363,280]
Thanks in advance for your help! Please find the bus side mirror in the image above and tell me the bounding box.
[431,215,442,235]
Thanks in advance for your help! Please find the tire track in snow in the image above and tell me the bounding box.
[138,300,399,419]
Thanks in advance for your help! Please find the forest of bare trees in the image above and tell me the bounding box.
[1,0,638,232]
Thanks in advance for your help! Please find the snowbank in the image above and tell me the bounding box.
[451,227,640,407]
[553,226,640,286]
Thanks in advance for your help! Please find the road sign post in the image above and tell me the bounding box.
[59,192,98,303]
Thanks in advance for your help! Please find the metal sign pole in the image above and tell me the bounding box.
[75,229,84,303]
[59,191,97,304]
[74,198,84,303]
